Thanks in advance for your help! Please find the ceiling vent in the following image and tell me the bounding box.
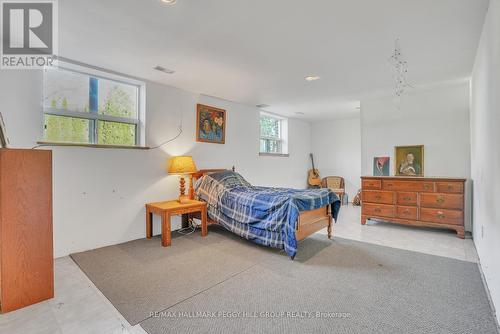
[256,104,270,109]
[154,65,175,74]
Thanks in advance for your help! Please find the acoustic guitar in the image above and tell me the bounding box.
[308,153,321,187]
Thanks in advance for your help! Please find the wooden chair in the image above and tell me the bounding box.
[321,176,346,205]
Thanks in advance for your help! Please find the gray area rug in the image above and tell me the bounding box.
[71,226,499,334]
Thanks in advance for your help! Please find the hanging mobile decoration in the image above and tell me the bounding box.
[389,38,413,109]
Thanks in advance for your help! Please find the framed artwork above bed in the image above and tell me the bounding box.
[196,104,226,144]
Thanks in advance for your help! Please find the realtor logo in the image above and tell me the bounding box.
[1,0,58,69]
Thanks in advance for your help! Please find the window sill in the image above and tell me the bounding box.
[259,152,289,157]
[36,141,150,150]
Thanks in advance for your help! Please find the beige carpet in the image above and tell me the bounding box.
[71,226,499,334]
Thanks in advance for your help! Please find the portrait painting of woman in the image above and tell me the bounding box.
[395,145,424,176]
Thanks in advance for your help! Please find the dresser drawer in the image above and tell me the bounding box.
[397,192,417,206]
[363,191,394,204]
[362,203,395,218]
[382,180,435,192]
[420,193,464,210]
[362,179,381,190]
[420,208,463,226]
[397,206,418,220]
[436,182,464,194]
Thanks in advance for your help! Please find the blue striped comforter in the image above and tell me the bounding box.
[194,171,340,258]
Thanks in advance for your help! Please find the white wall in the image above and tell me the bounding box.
[310,84,471,214]
[311,117,361,200]
[470,0,500,321]
[361,83,471,177]
[0,70,311,257]
[360,82,472,229]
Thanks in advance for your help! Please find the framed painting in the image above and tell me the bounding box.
[395,145,424,176]
[196,104,226,144]
[373,157,390,176]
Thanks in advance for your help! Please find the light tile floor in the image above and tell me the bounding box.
[319,204,478,263]
[0,204,479,334]
[0,257,148,334]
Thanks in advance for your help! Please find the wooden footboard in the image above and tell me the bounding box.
[188,205,332,240]
[296,206,332,241]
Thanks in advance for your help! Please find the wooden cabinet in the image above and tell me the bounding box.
[0,149,53,313]
[361,176,465,238]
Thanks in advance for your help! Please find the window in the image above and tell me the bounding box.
[43,66,143,146]
[259,113,288,155]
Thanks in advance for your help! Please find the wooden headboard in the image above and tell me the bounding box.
[189,166,235,199]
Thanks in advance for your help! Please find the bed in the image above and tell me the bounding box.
[187,169,341,259]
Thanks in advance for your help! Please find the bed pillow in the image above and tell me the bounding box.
[194,170,251,193]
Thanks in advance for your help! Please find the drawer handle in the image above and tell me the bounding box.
[403,196,412,201]
[374,208,382,213]
[403,209,411,215]
[386,183,394,187]
[424,184,431,190]
[436,197,445,204]
[447,185,454,190]
[436,211,445,219]
[375,195,382,200]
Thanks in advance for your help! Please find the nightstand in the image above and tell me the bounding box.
[145,199,208,247]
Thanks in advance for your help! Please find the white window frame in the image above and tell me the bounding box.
[42,61,146,147]
[259,112,289,156]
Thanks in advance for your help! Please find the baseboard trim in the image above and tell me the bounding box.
[475,253,500,332]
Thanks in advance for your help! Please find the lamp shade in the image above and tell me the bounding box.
[167,156,197,175]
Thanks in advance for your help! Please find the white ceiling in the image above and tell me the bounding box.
[59,0,489,121]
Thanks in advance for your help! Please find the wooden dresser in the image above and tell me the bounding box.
[0,149,53,313]
[361,176,466,238]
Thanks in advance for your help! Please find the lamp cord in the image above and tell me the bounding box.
[149,126,182,150]
[177,218,200,235]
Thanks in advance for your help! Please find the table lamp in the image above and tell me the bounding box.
[167,156,197,203]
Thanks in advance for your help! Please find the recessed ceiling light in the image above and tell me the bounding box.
[161,0,177,4]
[154,65,175,74]
[256,104,270,109]
[305,76,320,82]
